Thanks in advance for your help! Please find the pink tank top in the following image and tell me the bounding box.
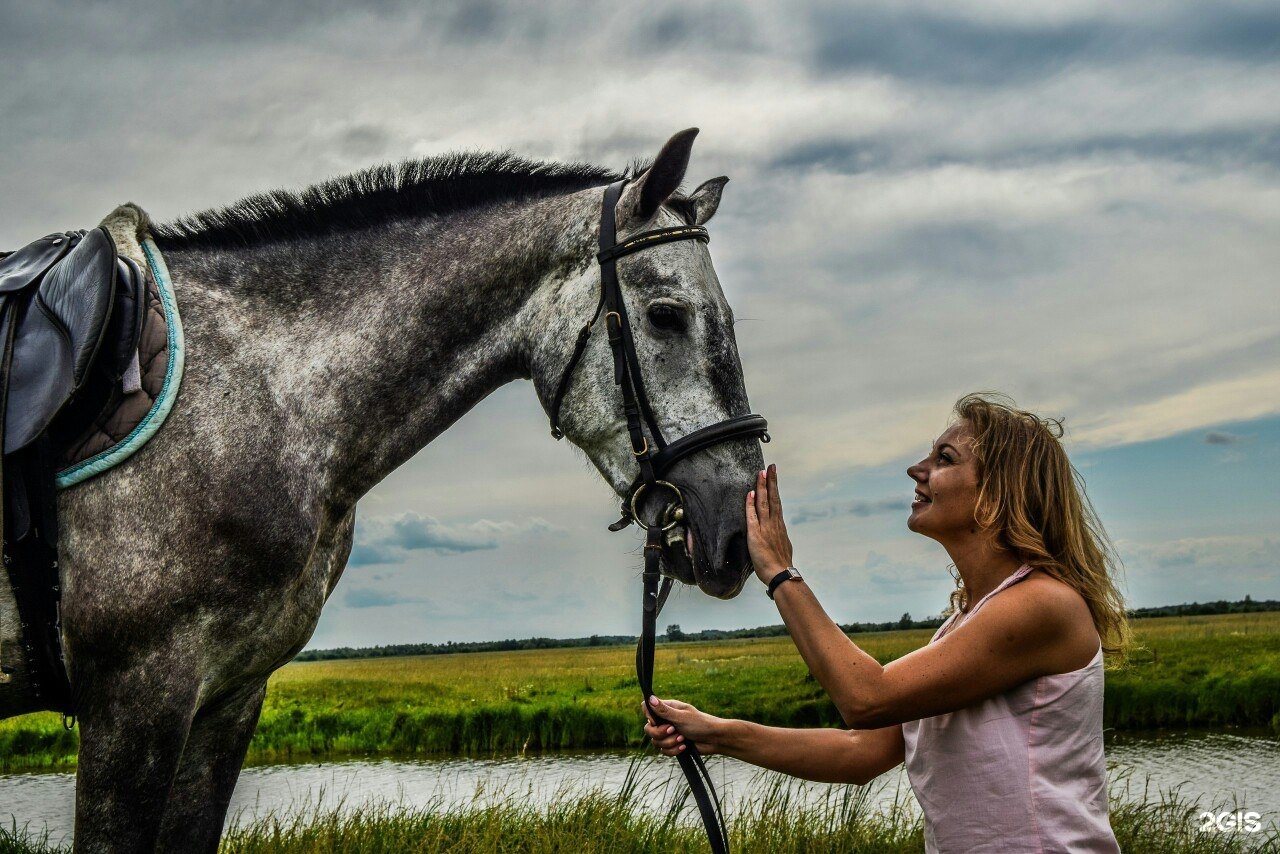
[900,566,1119,853]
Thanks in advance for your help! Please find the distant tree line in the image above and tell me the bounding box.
[293,596,1278,662]
[1126,594,1277,619]
[662,610,946,644]
[295,634,637,662]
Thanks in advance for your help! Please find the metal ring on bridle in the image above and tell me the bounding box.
[629,480,684,531]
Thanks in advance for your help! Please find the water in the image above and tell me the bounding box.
[1105,730,1280,813]
[3,730,1277,847]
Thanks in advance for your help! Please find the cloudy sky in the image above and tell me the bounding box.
[4,1,1277,647]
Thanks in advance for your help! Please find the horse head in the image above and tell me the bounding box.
[534,129,767,600]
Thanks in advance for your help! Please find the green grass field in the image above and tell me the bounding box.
[1,611,1277,770]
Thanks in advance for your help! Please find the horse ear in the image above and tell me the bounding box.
[687,176,728,225]
[619,128,699,226]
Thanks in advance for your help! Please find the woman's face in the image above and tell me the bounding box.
[906,421,981,542]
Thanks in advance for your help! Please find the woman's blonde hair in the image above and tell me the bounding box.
[947,393,1131,657]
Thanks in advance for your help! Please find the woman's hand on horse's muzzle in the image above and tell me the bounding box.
[747,463,795,584]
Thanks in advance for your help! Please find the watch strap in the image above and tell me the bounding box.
[766,567,801,600]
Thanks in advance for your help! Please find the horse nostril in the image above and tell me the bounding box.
[723,531,749,573]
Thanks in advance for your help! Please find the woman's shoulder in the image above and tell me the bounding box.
[1004,568,1101,673]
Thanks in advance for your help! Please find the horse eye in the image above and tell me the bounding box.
[647,303,688,333]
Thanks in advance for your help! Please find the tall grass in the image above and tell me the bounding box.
[2,612,1277,770]
[1107,613,1280,732]
[1,760,1273,853]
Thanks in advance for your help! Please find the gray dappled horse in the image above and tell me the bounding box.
[0,128,765,852]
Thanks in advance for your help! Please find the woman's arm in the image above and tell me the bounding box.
[643,697,904,785]
[768,564,1089,728]
[768,580,890,727]
[748,466,1091,729]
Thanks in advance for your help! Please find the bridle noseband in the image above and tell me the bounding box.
[547,179,771,854]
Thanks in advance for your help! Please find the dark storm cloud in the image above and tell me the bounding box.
[771,126,1280,176]
[445,0,500,39]
[630,3,760,54]
[0,0,367,50]
[770,138,895,175]
[807,5,1105,85]
[0,0,537,54]
[1048,126,1280,171]
[1204,431,1245,445]
[1172,4,1280,61]
[806,3,1280,85]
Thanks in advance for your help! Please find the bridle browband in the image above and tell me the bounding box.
[547,179,771,854]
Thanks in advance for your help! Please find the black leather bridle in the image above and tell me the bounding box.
[548,179,771,854]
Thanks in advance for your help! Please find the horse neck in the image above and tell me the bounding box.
[165,191,597,504]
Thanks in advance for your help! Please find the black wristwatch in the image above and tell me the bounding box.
[766,567,803,600]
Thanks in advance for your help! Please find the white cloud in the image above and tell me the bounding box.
[349,511,563,566]
[1072,368,1280,449]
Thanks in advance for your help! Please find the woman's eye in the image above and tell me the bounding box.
[647,304,688,333]
[938,453,952,463]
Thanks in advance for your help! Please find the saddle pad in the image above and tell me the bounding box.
[54,205,185,488]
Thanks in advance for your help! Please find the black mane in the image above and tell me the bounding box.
[153,151,633,250]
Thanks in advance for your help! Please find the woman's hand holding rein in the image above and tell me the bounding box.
[643,694,908,786]
[642,696,729,756]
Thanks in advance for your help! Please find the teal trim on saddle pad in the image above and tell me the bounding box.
[55,237,186,488]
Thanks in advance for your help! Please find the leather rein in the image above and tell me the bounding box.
[548,179,771,854]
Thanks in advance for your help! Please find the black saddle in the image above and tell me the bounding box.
[0,229,146,454]
[0,225,145,715]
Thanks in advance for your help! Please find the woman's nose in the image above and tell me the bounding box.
[907,462,924,482]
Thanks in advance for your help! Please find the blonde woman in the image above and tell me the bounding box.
[644,394,1130,853]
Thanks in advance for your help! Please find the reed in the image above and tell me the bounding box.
[0,761,1270,853]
